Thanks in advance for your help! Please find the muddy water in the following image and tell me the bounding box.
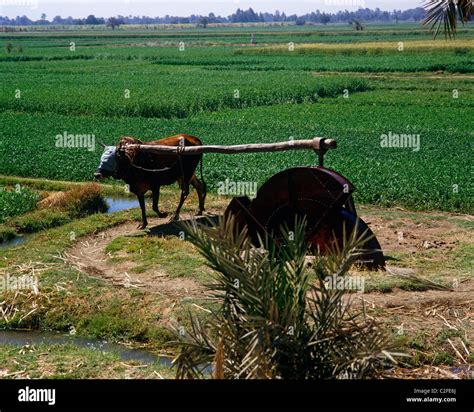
[0,330,172,367]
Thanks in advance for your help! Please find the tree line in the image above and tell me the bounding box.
[0,7,427,27]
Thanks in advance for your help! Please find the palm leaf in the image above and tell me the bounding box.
[423,0,473,38]
[171,215,403,379]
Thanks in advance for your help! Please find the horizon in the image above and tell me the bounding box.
[0,0,423,20]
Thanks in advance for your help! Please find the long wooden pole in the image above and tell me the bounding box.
[125,137,336,155]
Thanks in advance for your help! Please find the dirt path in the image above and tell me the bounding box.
[65,207,473,304]
[65,212,219,298]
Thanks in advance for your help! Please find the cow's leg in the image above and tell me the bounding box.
[152,187,168,218]
[172,179,189,221]
[136,193,148,230]
[190,174,206,216]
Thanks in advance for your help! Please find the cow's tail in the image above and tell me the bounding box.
[199,155,207,198]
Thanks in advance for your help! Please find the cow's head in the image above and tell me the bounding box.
[95,145,118,179]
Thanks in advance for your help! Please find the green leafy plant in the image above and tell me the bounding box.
[171,216,401,379]
[7,184,108,234]
[0,187,39,223]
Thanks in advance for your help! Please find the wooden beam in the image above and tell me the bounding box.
[125,137,336,155]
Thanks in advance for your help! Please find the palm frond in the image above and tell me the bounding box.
[171,215,403,379]
[423,0,473,38]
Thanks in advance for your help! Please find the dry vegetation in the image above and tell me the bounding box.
[236,39,474,55]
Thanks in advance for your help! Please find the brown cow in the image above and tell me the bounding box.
[95,134,206,229]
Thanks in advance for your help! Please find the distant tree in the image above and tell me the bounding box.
[37,13,49,25]
[198,16,209,28]
[0,6,435,28]
[295,17,306,26]
[85,15,100,25]
[107,17,121,30]
[16,15,32,25]
[320,13,331,25]
[208,12,216,23]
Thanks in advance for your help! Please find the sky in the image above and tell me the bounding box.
[0,0,424,19]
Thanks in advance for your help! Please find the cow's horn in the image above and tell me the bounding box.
[99,142,107,148]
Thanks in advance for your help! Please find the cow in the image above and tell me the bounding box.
[95,134,206,230]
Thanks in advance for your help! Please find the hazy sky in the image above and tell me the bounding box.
[0,0,424,19]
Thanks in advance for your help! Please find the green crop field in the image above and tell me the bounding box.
[0,21,473,383]
[0,23,473,212]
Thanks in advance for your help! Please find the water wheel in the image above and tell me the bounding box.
[225,167,385,270]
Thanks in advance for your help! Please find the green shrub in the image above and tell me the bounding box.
[0,187,38,223]
[3,184,107,235]
[11,209,71,233]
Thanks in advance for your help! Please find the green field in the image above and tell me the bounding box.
[0,24,473,212]
[1,23,473,380]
